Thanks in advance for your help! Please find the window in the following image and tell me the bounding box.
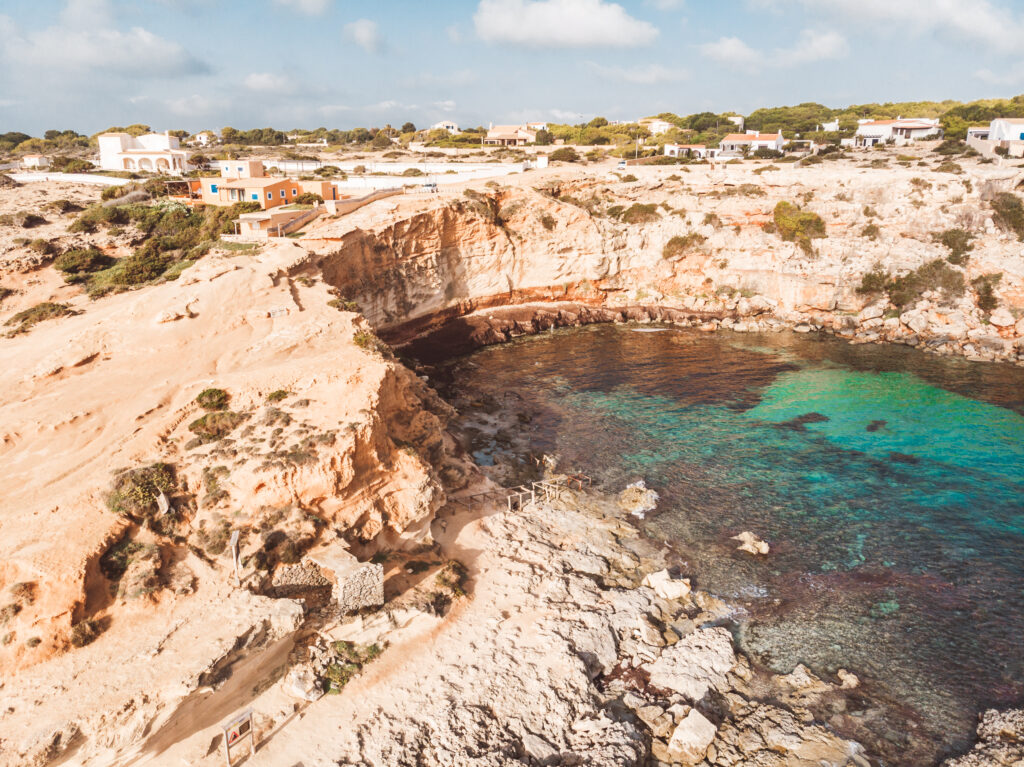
[251,193,258,200]
[267,192,273,200]
[280,190,286,198]
[237,166,243,172]
[210,184,218,193]
[292,189,297,195]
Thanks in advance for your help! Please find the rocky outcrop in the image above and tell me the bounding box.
[944,708,1024,766]
[301,169,1024,366]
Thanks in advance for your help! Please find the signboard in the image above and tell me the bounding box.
[221,708,254,766]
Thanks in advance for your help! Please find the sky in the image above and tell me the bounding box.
[1,0,1024,135]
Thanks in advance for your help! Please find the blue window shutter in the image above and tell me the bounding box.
[251,193,257,200]
[267,192,272,199]
[211,184,218,193]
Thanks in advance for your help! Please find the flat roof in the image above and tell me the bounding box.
[217,177,290,189]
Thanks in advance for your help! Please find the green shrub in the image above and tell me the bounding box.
[539,213,556,231]
[772,201,826,255]
[54,248,114,280]
[107,463,177,520]
[266,389,291,403]
[188,411,247,442]
[549,147,580,163]
[16,212,46,228]
[863,205,878,218]
[861,223,881,240]
[402,168,424,176]
[195,388,230,411]
[620,204,660,224]
[353,330,391,355]
[292,192,323,204]
[703,212,722,227]
[991,193,1024,240]
[909,177,931,192]
[4,301,74,332]
[663,233,707,259]
[857,266,891,295]
[618,173,638,182]
[888,259,965,307]
[972,273,1002,312]
[70,618,101,647]
[26,637,41,648]
[328,298,361,312]
[753,147,783,159]
[935,161,963,174]
[9,582,36,604]
[933,229,975,265]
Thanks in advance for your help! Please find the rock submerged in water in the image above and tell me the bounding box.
[618,480,659,517]
[732,531,770,555]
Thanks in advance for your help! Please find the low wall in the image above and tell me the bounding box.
[326,187,402,216]
[7,172,131,186]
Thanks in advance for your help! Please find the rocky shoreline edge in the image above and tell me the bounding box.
[387,298,1024,368]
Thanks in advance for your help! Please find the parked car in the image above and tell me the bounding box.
[617,160,628,170]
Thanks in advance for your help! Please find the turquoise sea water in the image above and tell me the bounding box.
[437,325,1024,765]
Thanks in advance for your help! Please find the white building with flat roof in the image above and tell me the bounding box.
[854,118,941,147]
[97,131,191,174]
[431,121,460,134]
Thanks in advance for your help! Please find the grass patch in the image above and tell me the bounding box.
[972,273,1002,313]
[266,389,291,403]
[772,201,826,255]
[933,229,975,265]
[620,204,660,224]
[4,301,74,333]
[70,618,101,648]
[54,248,114,282]
[323,641,384,694]
[328,298,360,312]
[219,241,258,252]
[195,387,230,411]
[107,463,178,525]
[663,233,707,259]
[861,223,881,240]
[858,260,966,308]
[188,411,248,443]
[991,193,1024,240]
[539,213,556,231]
[353,330,391,355]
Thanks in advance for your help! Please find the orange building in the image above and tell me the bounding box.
[198,160,337,210]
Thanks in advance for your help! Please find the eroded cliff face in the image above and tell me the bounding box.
[304,165,1024,363]
[0,241,464,765]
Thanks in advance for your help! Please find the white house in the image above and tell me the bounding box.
[484,124,537,146]
[718,131,785,154]
[820,119,840,132]
[21,154,50,169]
[431,120,460,135]
[641,118,675,136]
[966,126,990,140]
[989,118,1024,142]
[188,130,216,147]
[726,115,745,131]
[853,117,942,147]
[664,143,717,160]
[98,131,191,174]
[525,122,548,132]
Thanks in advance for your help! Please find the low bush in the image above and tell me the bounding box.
[772,201,826,255]
[703,212,722,227]
[353,330,391,355]
[618,173,638,182]
[909,177,931,192]
[107,463,177,520]
[888,259,964,307]
[402,168,424,176]
[663,232,707,259]
[972,273,1002,312]
[69,618,101,648]
[549,147,580,163]
[266,389,291,403]
[933,229,975,265]
[935,161,963,174]
[857,266,890,295]
[328,298,360,312]
[539,213,556,231]
[54,248,114,280]
[620,203,660,224]
[28,238,59,256]
[293,192,323,204]
[991,192,1024,240]
[188,411,248,442]
[4,301,74,332]
[195,387,230,411]
[753,147,783,159]
[861,223,881,240]
[752,165,779,175]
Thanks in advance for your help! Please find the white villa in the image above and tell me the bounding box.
[21,154,50,169]
[188,130,216,147]
[484,124,538,146]
[640,118,675,136]
[664,143,717,160]
[989,118,1024,142]
[98,131,191,174]
[966,118,1024,158]
[853,117,942,147]
[719,131,785,154]
[431,121,461,134]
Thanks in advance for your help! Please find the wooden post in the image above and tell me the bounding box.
[230,531,241,587]
[221,708,254,766]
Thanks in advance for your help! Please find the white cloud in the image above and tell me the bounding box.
[244,72,292,92]
[700,29,846,70]
[699,36,759,68]
[0,2,208,78]
[474,0,658,48]
[344,19,382,53]
[274,0,332,15]
[446,25,462,43]
[167,93,217,116]
[587,62,689,84]
[645,0,684,8]
[434,100,457,112]
[760,0,1024,54]
[975,62,1024,86]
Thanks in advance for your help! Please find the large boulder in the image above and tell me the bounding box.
[666,709,717,765]
[644,627,736,701]
[306,542,384,616]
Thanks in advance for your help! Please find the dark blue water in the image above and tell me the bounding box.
[439,325,1024,765]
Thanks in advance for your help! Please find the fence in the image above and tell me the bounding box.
[450,473,594,513]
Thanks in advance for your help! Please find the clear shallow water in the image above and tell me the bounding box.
[438,325,1024,765]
